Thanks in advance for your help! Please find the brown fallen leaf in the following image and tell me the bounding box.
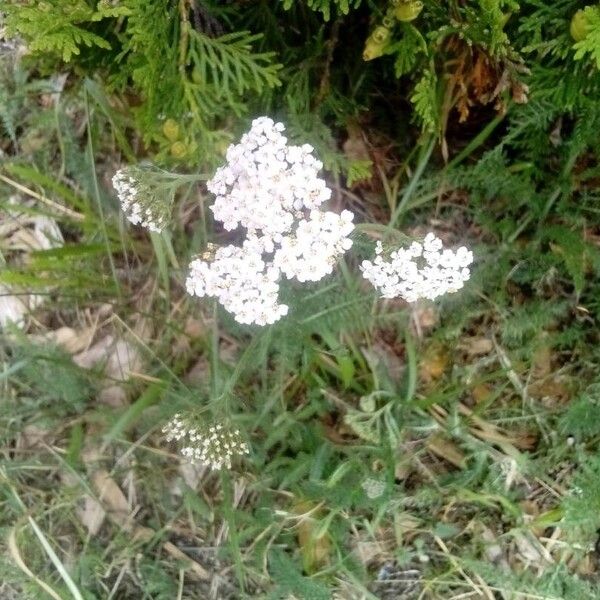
[173,316,206,356]
[175,461,209,490]
[17,424,49,450]
[92,470,129,523]
[74,335,142,381]
[471,383,493,404]
[0,201,64,329]
[528,375,571,406]
[513,530,548,566]
[74,335,144,406]
[98,385,128,408]
[531,340,553,380]
[394,512,422,539]
[185,356,210,386]
[28,326,95,355]
[343,123,370,164]
[429,402,536,456]
[362,341,405,385]
[459,337,493,357]
[426,433,467,469]
[78,494,106,536]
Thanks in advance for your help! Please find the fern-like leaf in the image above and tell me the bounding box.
[574,6,600,68]
[188,30,282,101]
[410,68,438,132]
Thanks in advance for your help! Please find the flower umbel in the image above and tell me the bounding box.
[112,166,173,233]
[186,116,355,325]
[273,209,355,283]
[207,116,333,243]
[361,233,473,302]
[162,413,250,470]
[186,242,288,326]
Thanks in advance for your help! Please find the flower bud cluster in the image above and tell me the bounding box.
[112,166,171,233]
[361,233,473,302]
[186,117,355,325]
[162,413,250,471]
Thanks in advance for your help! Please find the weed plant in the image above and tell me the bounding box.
[1,1,600,598]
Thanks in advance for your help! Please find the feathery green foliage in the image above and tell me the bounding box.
[4,0,129,62]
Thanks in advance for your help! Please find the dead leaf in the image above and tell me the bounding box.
[394,459,411,481]
[0,285,31,329]
[426,433,466,469]
[219,339,238,366]
[0,202,64,329]
[92,470,129,525]
[173,316,205,356]
[98,385,128,408]
[363,341,405,384]
[17,424,49,449]
[531,378,571,405]
[531,342,552,380]
[163,542,211,580]
[460,337,493,356]
[177,461,209,490]
[512,80,529,104]
[352,536,386,565]
[471,383,492,404]
[74,335,142,381]
[394,512,422,538]
[28,326,95,355]
[513,531,546,565]
[78,495,106,536]
[185,356,210,385]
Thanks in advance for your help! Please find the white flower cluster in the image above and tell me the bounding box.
[112,167,170,233]
[208,117,332,242]
[186,117,355,325]
[361,233,473,302]
[273,210,354,283]
[186,242,288,325]
[162,413,250,471]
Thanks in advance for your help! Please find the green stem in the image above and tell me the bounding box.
[220,471,245,592]
[389,135,436,230]
[83,89,122,301]
[178,0,191,78]
[210,300,220,401]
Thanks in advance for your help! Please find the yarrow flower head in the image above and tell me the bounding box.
[186,116,355,325]
[361,233,473,302]
[207,116,332,242]
[112,166,173,233]
[162,413,250,471]
[186,241,288,326]
[273,209,355,283]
